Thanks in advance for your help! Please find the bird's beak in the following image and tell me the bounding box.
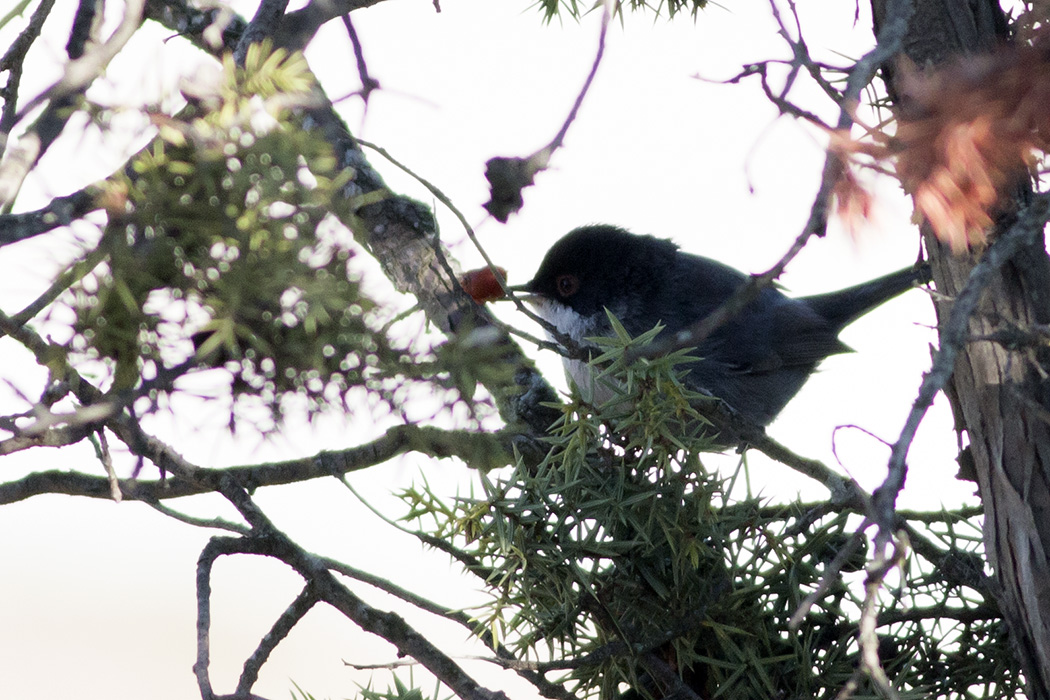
[504,282,543,305]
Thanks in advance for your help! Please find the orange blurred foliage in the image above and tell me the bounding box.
[836,40,1050,252]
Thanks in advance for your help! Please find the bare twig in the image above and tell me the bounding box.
[337,477,496,581]
[181,431,516,700]
[354,138,578,357]
[195,537,276,698]
[95,428,121,502]
[344,658,419,671]
[0,0,145,207]
[0,0,56,152]
[198,526,511,700]
[6,0,143,126]
[706,403,870,508]
[145,501,251,535]
[855,535,909,700]
[726,61,832,129]
[236,585,321,696]
[535,0,612,167]
[341,14,379,104]
[631,0,916,364]
[790,525,869,629]
[322,555,578,700]
[482,0,613,222]
[0,423,92,455]
[11,241,107,325]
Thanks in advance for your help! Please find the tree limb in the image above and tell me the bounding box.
[233,0,290,64]
[873,194,1049,545]
[278,0,388,52]
[197,528,511,700]
[0,424,512,505]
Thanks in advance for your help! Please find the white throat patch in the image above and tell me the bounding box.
[530,298,618,405]
[530,298,602,344]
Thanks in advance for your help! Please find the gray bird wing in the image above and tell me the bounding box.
[658,260,850,375]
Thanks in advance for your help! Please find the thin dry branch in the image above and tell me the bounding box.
[0,0,56,151]
[341,14,379,104]
[236,585,321,696]
[482,0,613,222]
[354,138,581,358]
[790,526,869,629]
[628,0,916,366]
[0,423,93,455]
[855,537,909,700]
[194,537,277,697]
[116,411,513,700]
[145,500,251,534]
[321,555,578,700]
[0,0,145,207]
[196,526,511,700]
[337,477,497,582]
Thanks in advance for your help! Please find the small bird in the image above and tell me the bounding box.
[518,225,928,428]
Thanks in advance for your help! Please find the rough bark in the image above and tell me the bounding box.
[871,1,1050,697]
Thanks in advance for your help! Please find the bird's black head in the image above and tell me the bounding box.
[524,225,679,319]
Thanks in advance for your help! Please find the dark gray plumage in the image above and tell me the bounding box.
[522,225,927,427]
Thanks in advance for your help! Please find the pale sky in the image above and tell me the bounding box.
[0,1,970,699]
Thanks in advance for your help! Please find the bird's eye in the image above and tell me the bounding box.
[555,274,580,298]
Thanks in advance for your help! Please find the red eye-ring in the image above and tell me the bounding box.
[555,274,580,298]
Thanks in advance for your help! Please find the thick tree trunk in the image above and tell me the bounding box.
[871,1,1050,697]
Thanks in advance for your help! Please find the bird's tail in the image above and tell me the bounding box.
[802,263,931,328]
